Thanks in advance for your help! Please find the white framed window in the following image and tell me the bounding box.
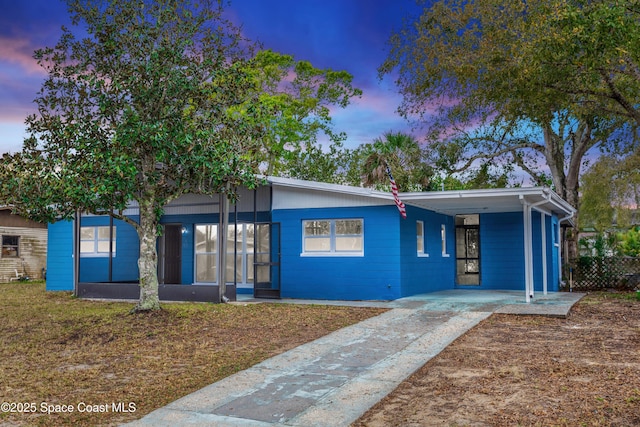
[302,219,363,256]
[417,221,428,257]
[441,224,450,257]
[80,226,116,257]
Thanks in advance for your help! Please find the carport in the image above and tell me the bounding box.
[400,187,575,303]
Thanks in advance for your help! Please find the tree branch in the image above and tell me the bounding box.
[600,70,640,126]
[448,138,542,173]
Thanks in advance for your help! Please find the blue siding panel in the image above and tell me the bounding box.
[531,211,543,291]
[478,212,525,290]
[48,212,266,288]
[400,206,455,296]
[529,212,561,293]
[547,216,561,292]
[46,220,74,291]
[46,191,563,300]
[273,206,402,301]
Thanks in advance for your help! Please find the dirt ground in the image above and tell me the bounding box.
[354,293,640,427]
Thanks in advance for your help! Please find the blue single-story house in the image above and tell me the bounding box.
[46,177,575,303]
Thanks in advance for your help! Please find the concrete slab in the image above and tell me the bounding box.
[124,290,583,427]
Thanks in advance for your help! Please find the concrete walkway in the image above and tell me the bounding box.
[125,290,584,427]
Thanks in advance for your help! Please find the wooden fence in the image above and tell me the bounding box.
[565,257,640,291]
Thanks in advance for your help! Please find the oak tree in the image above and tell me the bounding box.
[1,0,359,310]
[380,0,640,257]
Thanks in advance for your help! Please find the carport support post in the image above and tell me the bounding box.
[217,189,229,303]
[73,211,81,297]
[522,201,532,303]
[522,194,552,303]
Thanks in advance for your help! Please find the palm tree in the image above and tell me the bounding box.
[361,131,433,192]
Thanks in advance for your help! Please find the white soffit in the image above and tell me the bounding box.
[400,187,575,217]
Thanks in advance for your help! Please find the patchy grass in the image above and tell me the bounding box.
[355,292,640,427]
[0,282,385,426]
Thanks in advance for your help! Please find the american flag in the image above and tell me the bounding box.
[386,166,406,219]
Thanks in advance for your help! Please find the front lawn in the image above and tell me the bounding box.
[0,282,384,426]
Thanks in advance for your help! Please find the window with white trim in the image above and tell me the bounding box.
[441,224,450,257]
[417,221,428,256]
[80,226,116,256]
[302,219,363,255]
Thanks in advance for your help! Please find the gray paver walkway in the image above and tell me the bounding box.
[125,290,584,427]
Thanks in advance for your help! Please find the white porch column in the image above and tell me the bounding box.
[218,190,230,303]
[541,212,548,295]
[558,220,562,287]
[522,195,551,303]
[522,201,532,303]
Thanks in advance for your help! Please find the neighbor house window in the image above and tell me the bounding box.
[2,235,20,258]
[80,226,116,256]
[417,221,428,256]
[302,219,363,255]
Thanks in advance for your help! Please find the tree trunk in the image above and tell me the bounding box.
[135,199,161,311]
[541,123,584,262]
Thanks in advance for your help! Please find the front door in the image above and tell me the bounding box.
[253,222,281,299]
[455,214,480,285]
[159,224,182,284]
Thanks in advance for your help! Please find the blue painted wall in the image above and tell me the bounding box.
[78,216,140,283]
[524,211,561,293]
[549,216,560,291]
[478,212,526,290]
[477,211,561,292]
[46,220,74,291]
[46,201,563,298]
[534,213,561,293]
[273,206,402,300]
[531,210,543,291]
[400,206,455,296]
[46,211,270,291]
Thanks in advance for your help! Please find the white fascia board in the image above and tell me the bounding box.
[401,186,544,201]
[403,187,574,217]
[267,176,576,218]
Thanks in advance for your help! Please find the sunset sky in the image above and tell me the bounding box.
[0,0,425,155]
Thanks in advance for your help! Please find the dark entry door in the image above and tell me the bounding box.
[253,222,281,299]
[455,214,480,285]
[160,224,182,284]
